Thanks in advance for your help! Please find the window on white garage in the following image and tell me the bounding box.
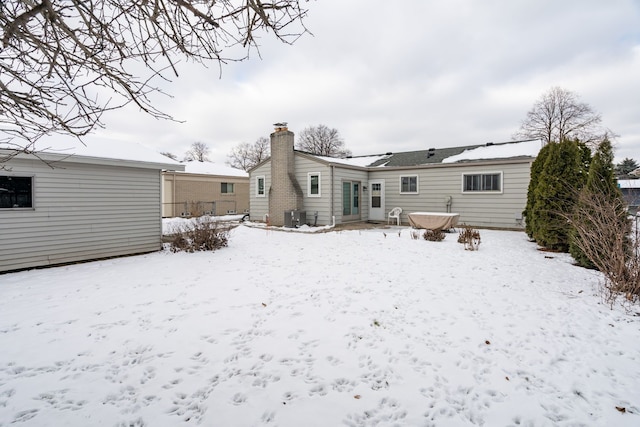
[0,175,33,208]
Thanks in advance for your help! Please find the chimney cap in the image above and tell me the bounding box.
[273,122,288,132]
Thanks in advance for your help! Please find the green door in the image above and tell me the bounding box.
[342,181,361,221]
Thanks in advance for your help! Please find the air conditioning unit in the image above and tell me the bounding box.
[284,210,306,228]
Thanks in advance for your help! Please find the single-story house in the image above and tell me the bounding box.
[618,179,640,214]
[162,161,249,217]
[249,125,542,228]
[0,139,183,273]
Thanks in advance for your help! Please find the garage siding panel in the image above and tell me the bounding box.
[0,158,163,272]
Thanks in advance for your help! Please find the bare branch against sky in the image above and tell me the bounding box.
[0,0,309,156]
[3,1,639,164]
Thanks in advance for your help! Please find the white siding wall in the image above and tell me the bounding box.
[248,161,271,222]
[0,158,163,272]
[369,161,532,228]
[293,156,332,225]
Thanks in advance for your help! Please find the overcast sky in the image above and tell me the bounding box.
[92,0,640,165]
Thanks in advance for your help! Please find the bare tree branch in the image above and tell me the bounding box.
[184,141,210,162]
[295,124,351,158]
[227,136,269,171]
[514,86,611,147]
[0,0,310,159]
[568,188,638,305]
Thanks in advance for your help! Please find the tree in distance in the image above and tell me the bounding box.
[0,1,309,160]
[615,158,639,178]
[184,142,210,162]
[295,124,351,158]
[514,86,611,146]
[227,137,270,171]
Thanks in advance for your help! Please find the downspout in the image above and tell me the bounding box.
[330,165,335,225]
[173,171,176,217]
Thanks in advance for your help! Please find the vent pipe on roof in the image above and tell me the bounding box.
[485,142,494,146]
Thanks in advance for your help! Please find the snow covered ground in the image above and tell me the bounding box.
[1,224,639,426]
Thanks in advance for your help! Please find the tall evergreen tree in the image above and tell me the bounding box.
[531,139,589,251]
[586,139,618,196]
[524,142,553,239]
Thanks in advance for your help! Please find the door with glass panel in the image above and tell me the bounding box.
[368,180,385,221]
[342,181,361,221]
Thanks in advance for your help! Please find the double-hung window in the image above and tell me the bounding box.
[0,175,33,209]
[462,172,502,193]
[256,176,265,197]
[308,172,321,197]
[400,175,418,194]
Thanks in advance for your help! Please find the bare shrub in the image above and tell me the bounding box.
[458,225,481,251]
[169,217,230,253]
[187,201,204,217]
[569,188,639,304]
[423,229,445,242]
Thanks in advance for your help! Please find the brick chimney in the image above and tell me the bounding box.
[269,123,303,226]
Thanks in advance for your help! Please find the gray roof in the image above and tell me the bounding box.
[364,140,537,167]
[261,139,540,172]
[365,145,475,167]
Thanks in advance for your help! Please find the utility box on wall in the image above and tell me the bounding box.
[284,210,306,228]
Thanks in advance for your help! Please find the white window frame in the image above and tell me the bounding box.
[307,172,321,197]
[461,171,503,194]
[399,175,419,194]
[256,176,266,197]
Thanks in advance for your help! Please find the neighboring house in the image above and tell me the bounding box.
[162,161,249,217]
[249,125,541,228]
[618,179,640,214]
[0,139,183,273]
